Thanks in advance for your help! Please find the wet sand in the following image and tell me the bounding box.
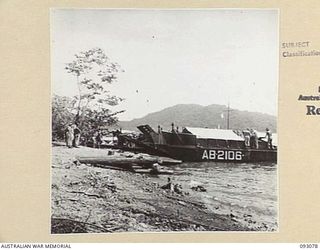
[51,144,258,233]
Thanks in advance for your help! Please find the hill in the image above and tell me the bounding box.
[118,104,277,132]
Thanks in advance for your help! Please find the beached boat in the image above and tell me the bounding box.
[117,125,277,163]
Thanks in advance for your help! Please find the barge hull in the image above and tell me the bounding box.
[156,145,277,162]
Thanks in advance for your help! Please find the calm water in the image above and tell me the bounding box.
[162,162,278,229]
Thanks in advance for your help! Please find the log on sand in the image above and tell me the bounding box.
[77,156,182,166]
[77,157,155,167]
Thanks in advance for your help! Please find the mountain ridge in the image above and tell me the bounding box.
[118,103,277,132]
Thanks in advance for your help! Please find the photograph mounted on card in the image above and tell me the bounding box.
[50,9,278,233]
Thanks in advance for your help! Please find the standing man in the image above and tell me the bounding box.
[72,123,81,148]
[95,130,102,149]
[242,128,251,147]
[65,123,74,148]
[265,128,273,149]
[251,129,259,149]
[92,133,97,148]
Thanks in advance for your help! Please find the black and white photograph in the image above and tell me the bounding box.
[51,9,278,233]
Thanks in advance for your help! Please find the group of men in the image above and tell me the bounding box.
[242,128,273,149]
[65,123,81,148]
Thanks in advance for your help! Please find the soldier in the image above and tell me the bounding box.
[251,129,259,149]
[91,134,97,148]
[242,128,251,147]
[265,128,273,149]
[72,123,81,148]
[95,130,102,149]
[65,123,74,148]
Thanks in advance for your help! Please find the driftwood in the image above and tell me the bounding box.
[66,190,106,199]
[156,157,182,165]
[93,163,174,175]
[76,155,180,176]
[77,156,182,166]
[77,157,155,166]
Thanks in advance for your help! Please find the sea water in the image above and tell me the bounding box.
[166,162,278,230]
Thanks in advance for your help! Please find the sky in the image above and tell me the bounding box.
[51,9,278,121]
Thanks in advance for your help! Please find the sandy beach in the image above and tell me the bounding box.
[51,144,275,233]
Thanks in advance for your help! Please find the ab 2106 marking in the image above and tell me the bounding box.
[202,150,243,161]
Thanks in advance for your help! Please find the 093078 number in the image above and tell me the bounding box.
[202,150,243,161]
[300,244,318,249]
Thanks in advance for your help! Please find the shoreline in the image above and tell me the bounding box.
[51,144,274,233]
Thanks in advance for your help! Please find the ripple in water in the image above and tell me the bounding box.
[164,162,278,230]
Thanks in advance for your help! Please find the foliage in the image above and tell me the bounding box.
[78,108,124,142]
[52,95,75,140]
[52,48,125,142]
[65,48,125,122]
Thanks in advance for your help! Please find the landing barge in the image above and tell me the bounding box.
[117,125,277,163]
